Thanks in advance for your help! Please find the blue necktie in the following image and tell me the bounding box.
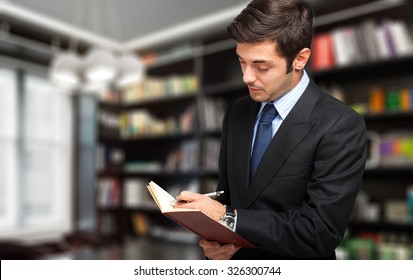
[250,103,277,177]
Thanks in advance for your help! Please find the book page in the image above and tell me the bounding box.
[147,181,176,212]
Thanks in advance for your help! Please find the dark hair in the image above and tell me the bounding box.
[227,0,313,73]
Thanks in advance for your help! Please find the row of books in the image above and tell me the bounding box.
[123,161,163,173]
[119,104,195,138]
[309,84,413,118]
[123,178,156,209]
[201,138,220,171]
[338,233,413,260]
[98,110,121,133]
[368,87,413,113]
[121,74,199,104]
[101,96,228,139]
[199,98,226,131]
[312,18,413,71]
[118,140,201,173]
[96,145,125,171]
[97,178,121,207]
[96,141,218,174]
[165,140,199,172]
[352,188,413,224]
[367,131,413,169]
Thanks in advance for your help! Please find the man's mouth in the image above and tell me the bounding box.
[248,86,263,93]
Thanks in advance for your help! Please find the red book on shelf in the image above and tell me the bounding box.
[400,88,411,111]
[147,181,255,248]
[311,32,335,71]
[369,87,385,113]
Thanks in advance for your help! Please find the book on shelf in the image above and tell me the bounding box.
[146,181,255,248]
[123,161,163,173]
[332,26,362,67]
[119,103,195,139]
[311,32,335,71]
[165,140,199,172]
[365,131,413,169]
[202,138,220,171]
[124,178,156,208]
[384,200,409,223]
[311,18,413,71]
[199,98,226,131]
[96,145,124,171]
[97,178,121,207]
[121,74,199,104]
[379,132,413,167]
[132,212,150,236]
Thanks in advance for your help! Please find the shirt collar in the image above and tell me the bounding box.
[259,70,309,120]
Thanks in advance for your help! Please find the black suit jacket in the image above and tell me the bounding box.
[217,80,367,259]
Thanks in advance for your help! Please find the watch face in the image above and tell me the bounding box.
[222,216,235,229]
[220,209,236,230]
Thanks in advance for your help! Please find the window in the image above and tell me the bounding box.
[0,65,73,241]
[0,68,18,229]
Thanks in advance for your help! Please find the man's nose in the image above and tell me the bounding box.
[242,66,256,84]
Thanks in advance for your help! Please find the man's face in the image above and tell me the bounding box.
[236,41,296,103]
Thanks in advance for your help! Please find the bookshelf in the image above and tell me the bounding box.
[310,0,413,259]
[96,35,246,243]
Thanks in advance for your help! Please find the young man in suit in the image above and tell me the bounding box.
[175,0,367,259]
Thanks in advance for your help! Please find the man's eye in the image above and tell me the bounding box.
[257,67,269,72]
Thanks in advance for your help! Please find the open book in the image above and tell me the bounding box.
[147,181,255,248]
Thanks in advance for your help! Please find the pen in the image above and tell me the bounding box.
[170,191,225,205]
[203,190,224,199]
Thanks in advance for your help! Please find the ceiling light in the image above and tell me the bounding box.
[47,0,146,94]
[49,52,81,89]
[117,53,145,87]
[83,48,117,84]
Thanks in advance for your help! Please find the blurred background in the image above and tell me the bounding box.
[0,0,412,260]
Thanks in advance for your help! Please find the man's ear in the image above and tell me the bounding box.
[293,48,311,70]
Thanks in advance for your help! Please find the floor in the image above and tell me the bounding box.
[49,237,205,260]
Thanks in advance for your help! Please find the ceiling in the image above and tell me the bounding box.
[0,0,388,53]
[1,0,251,52]
[13,0,249,41]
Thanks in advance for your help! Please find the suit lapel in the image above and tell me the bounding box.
[246,81,321,207]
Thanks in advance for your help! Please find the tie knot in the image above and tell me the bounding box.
[259,103,277,123]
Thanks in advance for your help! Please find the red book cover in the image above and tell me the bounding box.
[312,32,335,71]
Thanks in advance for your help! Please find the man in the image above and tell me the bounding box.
[175,0,367,259]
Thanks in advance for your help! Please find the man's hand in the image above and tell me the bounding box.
[174,191,226,221]
[175,191,240,259]
[199,239,240,260]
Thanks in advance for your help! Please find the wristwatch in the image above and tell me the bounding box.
[219,205,236,230]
